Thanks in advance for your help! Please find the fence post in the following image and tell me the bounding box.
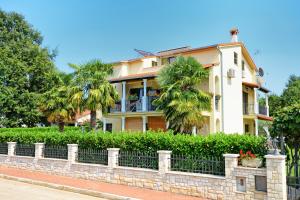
[157,150,172,173]
[223,154,239,199]
[67,144,78,164]
[7,142,16,156]
[265,154,287,200]
[34,143,44,159]
[107,148,119,169]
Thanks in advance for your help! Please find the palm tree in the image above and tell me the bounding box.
[40,85,75,132]
[68,59,119,130]
[154,56,211,133]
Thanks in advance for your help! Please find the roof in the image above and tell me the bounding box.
[109,63,219,83]
[259,86,271,93]
[242,81,260,88]
[113,42,257,70]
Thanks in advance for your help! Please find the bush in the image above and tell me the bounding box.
[0,128,267,157]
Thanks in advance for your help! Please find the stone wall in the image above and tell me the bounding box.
[0,143,287,200]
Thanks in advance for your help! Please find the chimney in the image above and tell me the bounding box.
[230,28,239,43]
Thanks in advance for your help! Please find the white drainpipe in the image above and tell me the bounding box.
[217,46,225,132]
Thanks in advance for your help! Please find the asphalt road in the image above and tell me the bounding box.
[0,178,108,200]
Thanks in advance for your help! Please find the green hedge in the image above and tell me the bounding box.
[0,128,267,157]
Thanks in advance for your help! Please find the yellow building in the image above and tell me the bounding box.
[101,28,272,135]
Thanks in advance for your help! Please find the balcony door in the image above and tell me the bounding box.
[243,92,248,114]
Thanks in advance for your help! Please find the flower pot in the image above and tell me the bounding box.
[241,158,262,168]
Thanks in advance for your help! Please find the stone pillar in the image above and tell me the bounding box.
[142,79,147,112]
[157,150,171,173]
[107,148,120,169]
[7,142,16,156]
[223,154,239,178]
[265,154,287,200]
[67,144,78,164]
[121,116,125,131]
[121,81,126,112]
[142,116,147,133]
[103,117,106,132]
[34,143,44,159]
[255,118,259,136]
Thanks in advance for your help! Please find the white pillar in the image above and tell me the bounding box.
[166,121,169,129]
[121,81,126,112]
[103,117,106,132]
[121,116,125,131]
[107,148,120,169]
[265,93,269,116]
[254,88,258,114]
[255,118,259,136]
[142,116,147,133]
[142,79,147,112]
[157,150,171,174]
[35,143,44,159]
[192,126,197,136]
[67,144,78,164]
[7,142,16,156]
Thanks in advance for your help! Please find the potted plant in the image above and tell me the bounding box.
[239,150,262,168]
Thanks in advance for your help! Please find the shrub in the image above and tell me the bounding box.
[0,128,267,157]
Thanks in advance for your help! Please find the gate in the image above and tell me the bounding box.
[286,146,300,200]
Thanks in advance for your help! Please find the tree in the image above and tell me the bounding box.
[68,60,119,130]
[0,10,59,127]
[154,56,211,133]
[271,103,300,177]
[267,75,300,116]
[40,86,75,132]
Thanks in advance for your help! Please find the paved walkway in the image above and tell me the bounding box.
[0,166,205,200]
[0,178,107,200]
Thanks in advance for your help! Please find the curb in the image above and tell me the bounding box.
[0,174,140,200]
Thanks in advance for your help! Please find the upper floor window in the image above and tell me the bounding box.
[152,61,158,67]
[242,60,245,71]
[161,56,176,65]
[234,52,238,65]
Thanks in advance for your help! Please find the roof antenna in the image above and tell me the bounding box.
[134,49,155,57]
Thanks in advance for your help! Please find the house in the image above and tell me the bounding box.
[102,28,272,135]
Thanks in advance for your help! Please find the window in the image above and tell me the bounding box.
[242,60,245,71]
[245,124,249,133]
[168,57,176,64]
[106,123,112,132]
[151,61,158,67]
[234,52,238,65]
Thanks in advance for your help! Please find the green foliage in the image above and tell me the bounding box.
[0,9,60,127]
[271,103,300,146]
[154,56,211,133]
[0,128,267,157]
[68,59,119,129]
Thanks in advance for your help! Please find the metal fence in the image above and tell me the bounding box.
[0,143,8,155]
[118,151,158,170]
[77,148,108,165]
[170,154,225,176]
[287,159,300,200]
[44,145,68,159]
[15,144,35,157]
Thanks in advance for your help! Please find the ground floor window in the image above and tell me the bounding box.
[106,123,112,132]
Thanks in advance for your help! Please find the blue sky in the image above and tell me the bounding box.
[1,0,299,94]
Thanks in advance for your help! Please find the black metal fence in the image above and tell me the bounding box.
[118,151,158,170]
[15,144,35,157]
[0,143,8,155]
[287,159,300,200]
[44,145,68,159]
[170,154,225,176]
[78,148,108,165]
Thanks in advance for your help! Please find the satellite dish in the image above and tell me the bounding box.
[258,67,264,77]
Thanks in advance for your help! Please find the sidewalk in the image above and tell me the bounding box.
[0,166,205,200]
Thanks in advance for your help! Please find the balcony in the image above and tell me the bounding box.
[243,104,255,115]
[259,105,268,116]
[108,96,159,113]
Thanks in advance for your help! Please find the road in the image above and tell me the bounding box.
[0,178,107,200]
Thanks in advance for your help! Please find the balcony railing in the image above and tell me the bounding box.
[259,105,268,116]
[108,96,160,113]
[243,103,255,115]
